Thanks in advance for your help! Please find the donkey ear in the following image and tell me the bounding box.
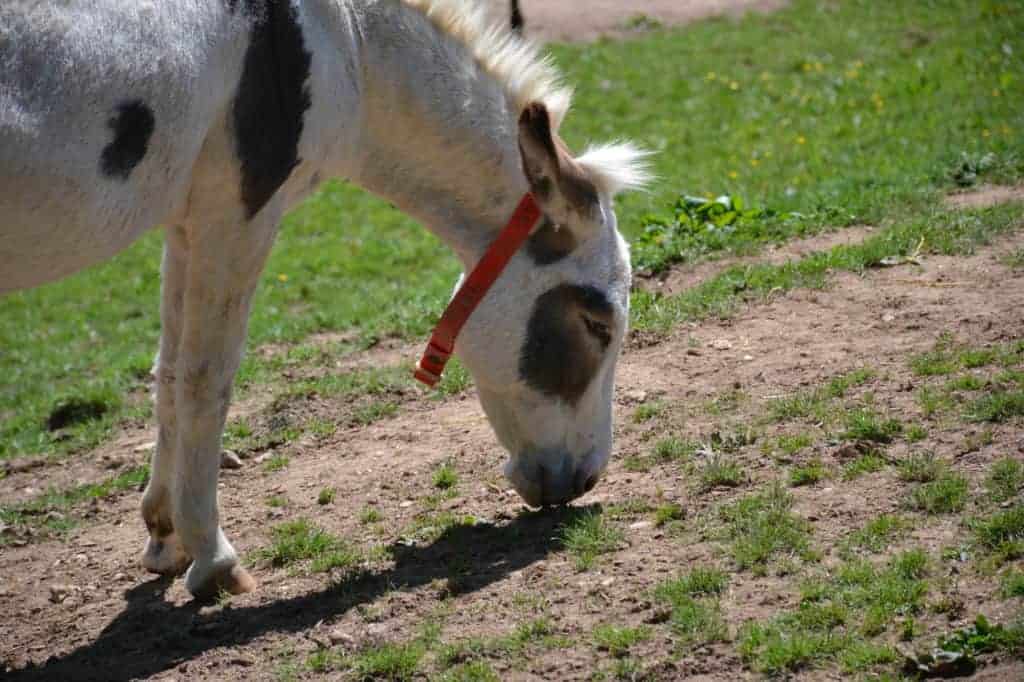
[518,102,559,200]
[518,102,601,224]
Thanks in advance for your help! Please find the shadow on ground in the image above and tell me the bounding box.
[7,506,589,681]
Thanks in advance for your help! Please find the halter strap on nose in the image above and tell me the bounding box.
[414,193,542,387]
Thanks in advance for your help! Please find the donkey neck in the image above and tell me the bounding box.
[344,0,530,267]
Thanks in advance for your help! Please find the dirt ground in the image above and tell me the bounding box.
[2,206,1023,679]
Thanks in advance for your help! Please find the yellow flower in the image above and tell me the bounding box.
[982,129,991,138]
[729,81,740,91]
[750,158,760,167]
[796,135,807,145]
[706,71,717,81]
[728,170,739,179]
[278,274,289,282]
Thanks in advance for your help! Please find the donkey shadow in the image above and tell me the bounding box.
[7,505,594,681]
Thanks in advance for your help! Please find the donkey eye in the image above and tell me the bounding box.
[582,316,611,347]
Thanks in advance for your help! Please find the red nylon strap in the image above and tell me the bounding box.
[415,193,542,387]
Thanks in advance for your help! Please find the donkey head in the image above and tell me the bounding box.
[455,102,649,508]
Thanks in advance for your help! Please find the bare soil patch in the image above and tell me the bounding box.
[946,184,1024,210]
[2,227,1023,680]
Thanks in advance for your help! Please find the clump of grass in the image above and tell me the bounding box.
[986,458,1024,503]
[263,453,290,473]
[910,474,969,515]
[718,483,815,574]
[740,550,928,674]
[766,391,829,423]
[653,567,729,648]
[438,618,567,667]
[654,503,685,527]
[252,518,359,573]
[841,453,886,481]
[652,436,696,463]
[790,459,826,487]
[266,495,288,508]
[349,642,425,681]
[1002,569,1024,598]
[592,625,651,657]
[352,400,399,425]
[841,408,902,443]
[971,505,1024,565]
[917,386,954,419]
[946,374,988,392]
[699,455,745,491]
[773,433,814,459]
[317,487,336,505]
[633,400,667,423]
[560,510,624,570]
[897,452,944,483]
[826,368,874,398]
[910,336,958,377]
[842,514,909,555]
[959,348,997,369]
[966,390,1024,423]
[359,506,382,524]
[433,461,459,490]
[905,424,928,443]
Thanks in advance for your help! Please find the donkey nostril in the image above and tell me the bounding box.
[583,474,599,493]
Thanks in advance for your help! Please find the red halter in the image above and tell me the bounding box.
[414,193,542,387]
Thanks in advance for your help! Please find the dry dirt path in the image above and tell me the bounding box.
[2,218,1023,680]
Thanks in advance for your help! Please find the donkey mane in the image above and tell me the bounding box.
[402,0,572,127]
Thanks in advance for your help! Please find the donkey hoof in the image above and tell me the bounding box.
[141,535,190,576]
[186,563,256,601]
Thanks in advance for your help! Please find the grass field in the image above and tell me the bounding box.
[1,2,1024,679]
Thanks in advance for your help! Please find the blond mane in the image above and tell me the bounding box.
[402,0,573,127]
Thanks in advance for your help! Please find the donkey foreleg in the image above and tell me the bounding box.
[141,226,191,576]
[170,212,280,599]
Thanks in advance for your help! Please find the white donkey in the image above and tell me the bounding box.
[0,0,648,599]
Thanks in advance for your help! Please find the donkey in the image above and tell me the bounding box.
[0,0,648,599]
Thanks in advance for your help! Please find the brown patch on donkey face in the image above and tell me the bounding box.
[519,284,614,405]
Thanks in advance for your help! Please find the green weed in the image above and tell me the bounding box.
[560,510,625,570]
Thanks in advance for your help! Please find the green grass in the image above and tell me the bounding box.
[433,461,459,490]
[897,452,945,483]
[317,487,336,505]
[971,505,1024,566]
[251,518,360,574]
[633,400,667,423]
[560,510,625,571]
[790,460,826,487]
[842,515,909,556]
[654,503,685,527]
[438,618,570,667]
[841,453,886,481]
[965,390,1024,423]
[0,465,149,543]
[985,458,1024,503]
[699,455,745,491]
[4,0,1023,463]
[592,625,651,657]
[740,550,929,674]
[910,474,969,515]
[1002,569,1024,599]
[262,454,290,473]
[359,506,382,524]
[652,568,730,649]
[717,483,815,574]
[841,408,902,443]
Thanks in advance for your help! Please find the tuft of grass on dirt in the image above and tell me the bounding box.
[560,509,625,571]
[0,465,149,544]
[653,567,729,649]
[897,451,945,483]
[841,408,902,444]
[841,514,909,557]
[985,457,1024,504]
[717,483,815,574]
[699,454,746,491]
[433,461,459,490]
[654,503,685,527]
[965,390,1024,423]
[317,487,336,506]
[252,518,360,574]
[359,506,382,524]
[841,453,886,481]
[633,400,667,423]
[790,459,827,487]
[591,625,651,658]
[909,474,969,515]
[970,505,1024,567]
[741,549,929,674]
